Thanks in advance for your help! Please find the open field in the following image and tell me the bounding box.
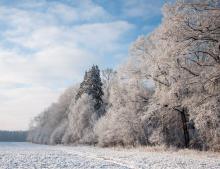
[0,142,219,169]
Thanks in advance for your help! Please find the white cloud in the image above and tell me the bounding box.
[71,21,134,52]
[0,0,134,130]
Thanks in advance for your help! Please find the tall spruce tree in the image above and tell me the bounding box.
[75,65,103,110]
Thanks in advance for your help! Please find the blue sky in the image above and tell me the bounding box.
[0,0,164,130]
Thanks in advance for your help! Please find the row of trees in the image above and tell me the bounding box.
[28,0,220,151]
[0,131,27,142]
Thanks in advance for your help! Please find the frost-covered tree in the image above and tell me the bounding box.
[63,66,104,144]
[101,68,117,110]
[129,34,190,147]
[95,65,151,146]
[63,94,98,144]
[163,0,220,150]
[28,85,78,144]
[129,0,220,150]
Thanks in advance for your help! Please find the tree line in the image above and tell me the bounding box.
[28,0,220,151]
[0,131,27,142]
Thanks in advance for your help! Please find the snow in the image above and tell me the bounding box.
[0,142,219,169]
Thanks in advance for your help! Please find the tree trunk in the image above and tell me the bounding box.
[174,106,190,148]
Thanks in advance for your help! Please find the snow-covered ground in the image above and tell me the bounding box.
[0,142,219,169]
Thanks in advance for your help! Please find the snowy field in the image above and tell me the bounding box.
[0,142,219,169]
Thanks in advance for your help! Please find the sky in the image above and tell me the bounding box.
[0,0,164,131]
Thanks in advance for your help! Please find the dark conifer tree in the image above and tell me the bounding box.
[75,65,103,110]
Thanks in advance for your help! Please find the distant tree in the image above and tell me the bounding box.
[101,68,117,110]
[27,85,78,144]
[0,131,27,142]
[101,69,116,94]
[76,65,103,111]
